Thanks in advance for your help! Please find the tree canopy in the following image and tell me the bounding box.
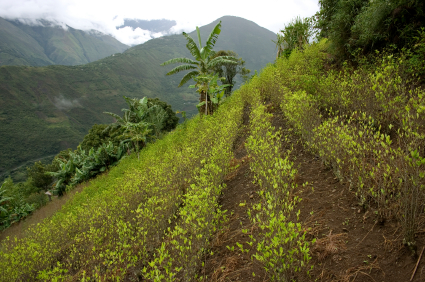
[210,50,250,96]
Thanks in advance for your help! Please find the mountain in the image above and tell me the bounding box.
[0,15,277,175]
[0,17,129,67]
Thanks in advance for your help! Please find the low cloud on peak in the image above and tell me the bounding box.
[0,0,320,46]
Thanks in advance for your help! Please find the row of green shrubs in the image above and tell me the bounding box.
[244,99,313,280]
[143,93,244,281]
[249,38,425,254]
[0,91,244,281]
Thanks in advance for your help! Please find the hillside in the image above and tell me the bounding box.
[0,15,277,175]
[2,40,425,281]
[0,17,129,67]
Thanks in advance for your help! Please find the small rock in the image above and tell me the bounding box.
[357,209,361,213]
[250,195,254,199]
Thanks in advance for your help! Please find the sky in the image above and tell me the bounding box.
[0,0,321,45]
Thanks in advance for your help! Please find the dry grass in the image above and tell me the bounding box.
[312,231,348,261]
[337,258,383,282]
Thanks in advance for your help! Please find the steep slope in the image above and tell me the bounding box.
[0,15,277,175]
[0,18,129,67]
[0,18,54,66]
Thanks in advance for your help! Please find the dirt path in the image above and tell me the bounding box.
[202,106,425,282]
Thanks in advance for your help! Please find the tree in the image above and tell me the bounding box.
[26,161,54,192]
[160,20,238,114]
[210,50,250,97]
[147,98,179,132]
[190,73,230,114]
[275,16,315,59]
[315,0,425,62]
[79,124,124,152]
[104,96,167,155]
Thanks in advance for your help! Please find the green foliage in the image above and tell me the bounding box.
[104,95,168,154]
[161,21,237,87]
[0,178,36,230]
[316,0,425,61]
[0,16,277,175]
[5,21,425,280]
[244,101,312,280]
[26,161,54,192]
[143,90,244,281]
[79,124,124,152]
[210,50,250,96]
[0,17,129,67]
[191,73,230,114]
[261,41,425,252]
[147,98,179,132]
[48,141,127,196]
[161,21,238,115]
[0,87,244,281]
[275,16,315,59]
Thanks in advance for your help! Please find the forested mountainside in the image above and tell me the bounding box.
[0,17,128,67]
[0,16,276,175]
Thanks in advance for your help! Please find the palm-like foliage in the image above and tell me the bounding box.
[0,185,12,215]
[274,16,314,58]
[161,21,238,88]
[104,96,167,137]
[104,96,167,158]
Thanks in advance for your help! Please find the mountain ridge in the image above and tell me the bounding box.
[0,17,129,67]
[0,15,277,175]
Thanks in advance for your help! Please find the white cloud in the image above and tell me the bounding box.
[0,0,320,45]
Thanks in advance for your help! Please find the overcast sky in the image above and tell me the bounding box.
[0,0,320,45]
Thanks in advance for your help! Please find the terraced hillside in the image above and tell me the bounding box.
[2,40,425,281]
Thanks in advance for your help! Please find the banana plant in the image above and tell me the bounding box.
[191,73,230,115]
[47,158,75,196]
[161,20,237,114]
[105,96,167,140]
[120,122,152,159]
[0,184,12,225]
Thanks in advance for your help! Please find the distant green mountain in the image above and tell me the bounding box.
[0,15,277,175]
[0,17,129,67]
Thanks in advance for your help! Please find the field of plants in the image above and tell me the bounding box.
[2,23,425,281]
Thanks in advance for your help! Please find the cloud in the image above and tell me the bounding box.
[0,0,320,45]
[114,26,154,45]
[54,94,82,110]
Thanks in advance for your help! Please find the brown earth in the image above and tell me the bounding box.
[200,106,425,282]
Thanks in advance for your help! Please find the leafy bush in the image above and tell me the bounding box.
[79,124,124,152]
[244,100,312,280]
[0,179,36,230]
[275,16,315,59]
[48,141,127,196]
[316,0,425,61]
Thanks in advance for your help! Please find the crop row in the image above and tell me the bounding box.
[143,93,244,281]
[0,92,244,281]
[243,95,313,281]
[250,39,425,252]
